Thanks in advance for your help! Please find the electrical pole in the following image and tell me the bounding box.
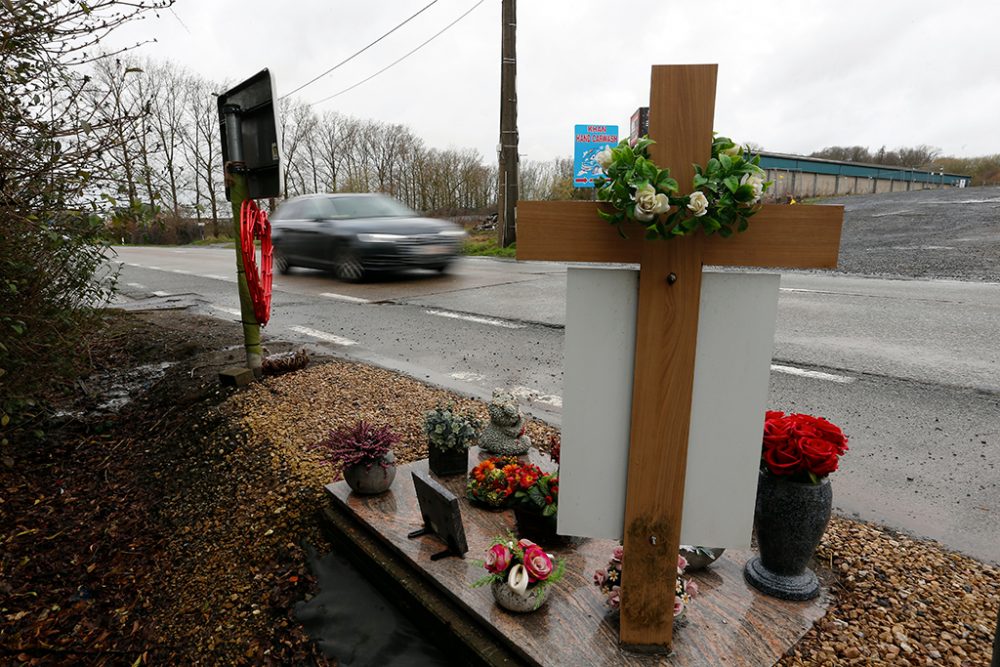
[497,0,518,248]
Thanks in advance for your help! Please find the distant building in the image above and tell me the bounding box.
[757,151,971,200]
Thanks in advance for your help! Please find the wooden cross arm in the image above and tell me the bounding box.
[516,200,844,270]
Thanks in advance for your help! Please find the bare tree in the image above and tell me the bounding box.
[1,0,173,414]
[278,97,317,197]
[146,59,189,217]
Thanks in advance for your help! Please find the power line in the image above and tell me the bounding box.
[308,0,487,107]
[279,0,440,101]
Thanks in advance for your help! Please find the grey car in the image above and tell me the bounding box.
[269,193,466,281]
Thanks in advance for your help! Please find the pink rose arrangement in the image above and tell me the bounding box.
[594,545,698,619]
[761,411,848,483]
[473,534,565,608]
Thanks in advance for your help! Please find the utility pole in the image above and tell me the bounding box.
[497,0,518,247]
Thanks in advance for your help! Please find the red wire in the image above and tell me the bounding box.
[239,199,273,326]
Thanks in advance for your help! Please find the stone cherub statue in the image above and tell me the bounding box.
[478,389,531,456]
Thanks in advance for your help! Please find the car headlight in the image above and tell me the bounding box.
[438,230,467,238]
[357,233,404,242]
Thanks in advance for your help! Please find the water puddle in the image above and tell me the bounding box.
[86,362,175,412]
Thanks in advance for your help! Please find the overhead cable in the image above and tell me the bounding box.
[279,0,440,100]
[308,0,487,106]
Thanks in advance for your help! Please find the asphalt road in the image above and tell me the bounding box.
[108,200,1000,564]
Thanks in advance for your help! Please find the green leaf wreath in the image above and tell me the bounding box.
[594,135,772,241]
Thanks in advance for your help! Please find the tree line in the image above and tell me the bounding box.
[80,54,605,244]
[89,58,514,243]
[809,145,1000,185]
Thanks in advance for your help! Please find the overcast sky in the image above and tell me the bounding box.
[108,0,1000,164]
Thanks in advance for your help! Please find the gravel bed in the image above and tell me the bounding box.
[189,358,997,665]
[822,186,1000,282]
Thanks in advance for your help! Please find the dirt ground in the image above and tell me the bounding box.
[1,309,997,666]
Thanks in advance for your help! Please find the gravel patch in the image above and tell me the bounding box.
[204,359,997,666]
[823,186,1000,282]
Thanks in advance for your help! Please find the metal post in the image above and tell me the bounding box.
[222,104,263,377]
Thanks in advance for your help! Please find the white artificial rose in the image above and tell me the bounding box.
[720,142,742,157]
[740,172,765,202]
[508,564,530,597]
[632,183,658,222]
[686,191,709,217]
[652,192,671,214]
[595,146,614,170]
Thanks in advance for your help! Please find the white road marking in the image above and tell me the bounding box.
[147,265,162,270]
[152,290,170,297]
[770,364,855,384]
[171,269,192,274]
[289,325,357,346]
[126,282,146,289]
[872,209,913,218]
[203,274,237,282]
[320,292,370,304]
[210,305,243,317]
[780,287,841,295]
[450,371,486,382]
[425,309,525,329]
[510,386,563,408]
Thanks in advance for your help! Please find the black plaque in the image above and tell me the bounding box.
[407,470,468,560]
[217,69,282,201]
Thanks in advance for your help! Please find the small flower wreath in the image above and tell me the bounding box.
[594,135,771,241]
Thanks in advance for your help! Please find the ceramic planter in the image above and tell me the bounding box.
[744,469,832,600]
[343,452,397,494]
[491,579,548,613]
[428,444,468,476]
[679,546,726,571]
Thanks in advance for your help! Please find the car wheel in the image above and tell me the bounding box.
[434,262,451,274]
[334,246,365,282]
[274,248,291,275]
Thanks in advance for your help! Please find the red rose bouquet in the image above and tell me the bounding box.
[761,411,848,483]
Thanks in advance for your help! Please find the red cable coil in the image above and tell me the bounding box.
[239,199,273,326]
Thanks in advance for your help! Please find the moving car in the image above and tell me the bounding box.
[269,193,466,281]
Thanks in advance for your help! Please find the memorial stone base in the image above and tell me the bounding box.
[322,448,829,666]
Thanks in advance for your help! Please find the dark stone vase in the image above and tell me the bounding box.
[744,470,832,601]
[343,452,396,495]
[428,445,468,476]
[513,507,564,546]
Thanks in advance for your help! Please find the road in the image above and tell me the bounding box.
[110,245,1000,564]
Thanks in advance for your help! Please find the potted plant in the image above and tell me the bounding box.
[315,420,399,495]
[423,403,480,476]
[473,536,564,613]
[593,545,697,620]
[466,456,521,509]
[744,410,849,600]
[509,439,562,544]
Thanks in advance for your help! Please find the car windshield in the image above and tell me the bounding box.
[328,195,416,219]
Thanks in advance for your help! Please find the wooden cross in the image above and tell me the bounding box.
[517,65,843,650]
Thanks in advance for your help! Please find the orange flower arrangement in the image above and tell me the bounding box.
[467,456,522,508]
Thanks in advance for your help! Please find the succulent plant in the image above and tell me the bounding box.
[423,403,480,453]
[314,420,399,469]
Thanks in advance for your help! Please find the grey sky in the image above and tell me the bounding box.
[109,0,1000,163]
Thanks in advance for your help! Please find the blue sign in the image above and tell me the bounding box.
[573,124,619,188]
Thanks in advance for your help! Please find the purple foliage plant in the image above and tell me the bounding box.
[314,421,400,470]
